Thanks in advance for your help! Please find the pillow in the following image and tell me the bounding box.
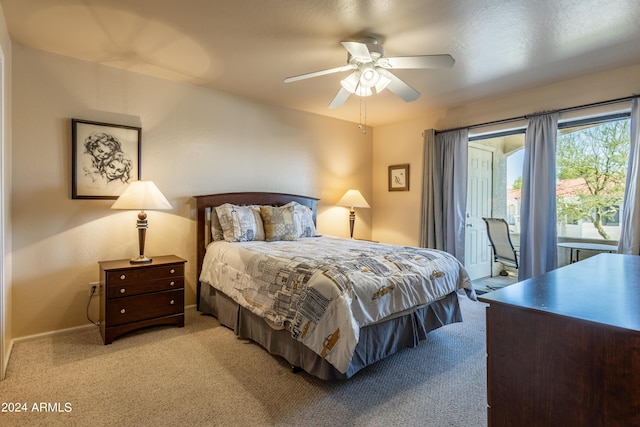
[259,205,299,241]
[210,209,225,241]
[215,203,265,242]
[286,201,318,237]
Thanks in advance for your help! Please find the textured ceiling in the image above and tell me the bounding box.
[2,0,640,126]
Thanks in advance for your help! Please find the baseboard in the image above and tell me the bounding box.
[13,323,99,345]
[2,339,12,380]
[12,304,198,345]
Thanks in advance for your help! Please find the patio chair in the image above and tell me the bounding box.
[482,217,519,275]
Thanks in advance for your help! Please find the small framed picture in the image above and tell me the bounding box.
[72,119,141,199]
[388,164,410,191]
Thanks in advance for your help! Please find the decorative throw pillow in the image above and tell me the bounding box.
[215,203,265,242]
[260,205,298,241]
[285,201,318,237]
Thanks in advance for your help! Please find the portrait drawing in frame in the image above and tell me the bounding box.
[388,164,410,191]
[72,119,141,199]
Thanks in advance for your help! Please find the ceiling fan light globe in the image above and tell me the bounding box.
[359,65,380,88]
[374,74,392,93]
[340,71,360,93]
[355,86,373,97]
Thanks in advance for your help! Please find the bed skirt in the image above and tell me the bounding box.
[198,283,462,380]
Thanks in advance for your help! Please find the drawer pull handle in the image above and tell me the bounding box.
[170,281,175,286]
[120,274,126,280]
[120,308,126,314]
[170,269,175,274]
[120,288,126,294]
[170,300,175,305]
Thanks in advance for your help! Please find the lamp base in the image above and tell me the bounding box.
[131,213,151,264]
[349,209,356,239]
[130,255,152,264]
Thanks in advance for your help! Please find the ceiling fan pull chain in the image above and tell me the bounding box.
[363,98,368,134]
[358,97,368,135]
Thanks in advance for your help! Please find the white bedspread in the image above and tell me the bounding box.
[199,235,474,373]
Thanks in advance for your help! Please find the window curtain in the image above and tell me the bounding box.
[420,129,437,248]
[618,98,640,254]
[420,128,468,263]
[518,113,559,280]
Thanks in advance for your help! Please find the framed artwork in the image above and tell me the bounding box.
[388,164,410,191]
[72,119,141,199]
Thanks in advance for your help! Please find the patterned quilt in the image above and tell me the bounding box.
[199,235,474,373]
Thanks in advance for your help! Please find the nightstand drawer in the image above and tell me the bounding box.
[106,289,184,326]
[106,264,184,285]
[107,277,184,299]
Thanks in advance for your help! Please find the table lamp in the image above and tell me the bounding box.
[337,189,370,239]
[111,180,172,263]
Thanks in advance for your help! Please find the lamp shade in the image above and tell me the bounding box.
[337,189,370,209]
[111,181,172,211]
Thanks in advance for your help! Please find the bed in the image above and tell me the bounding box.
[195,192,475,380]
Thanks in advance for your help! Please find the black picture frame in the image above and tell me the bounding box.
[388,163,410,191]
[72,119,141,199]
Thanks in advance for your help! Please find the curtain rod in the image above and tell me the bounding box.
[433,94,639,135]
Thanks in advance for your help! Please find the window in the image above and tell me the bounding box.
[506,148,524,231]
[556,117,630,242]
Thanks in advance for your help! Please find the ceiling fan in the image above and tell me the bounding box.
[283,37,455,109]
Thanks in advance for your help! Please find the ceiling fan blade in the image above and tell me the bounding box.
[378,69,420,102]
[341,41,372,61]
[384,54,455,69]
[283,64,355,83]
[328,87,351,109]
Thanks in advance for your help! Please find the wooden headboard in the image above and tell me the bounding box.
[193,192,319,308]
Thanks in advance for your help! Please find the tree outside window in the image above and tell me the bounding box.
[556,119,629,240]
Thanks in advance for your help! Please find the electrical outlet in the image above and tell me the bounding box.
[88,281,100,297]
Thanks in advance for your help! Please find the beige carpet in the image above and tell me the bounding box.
[0,295,487,426]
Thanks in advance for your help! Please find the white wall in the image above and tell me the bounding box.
[10,45,372,338]
[372,63,640,246]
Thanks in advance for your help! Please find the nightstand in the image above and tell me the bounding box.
[99,255,186,344]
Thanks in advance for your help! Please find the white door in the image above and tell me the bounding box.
[465,145,493,280]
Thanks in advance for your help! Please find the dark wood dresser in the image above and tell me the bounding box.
[478,253,640,426]
[99,255,186,344]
